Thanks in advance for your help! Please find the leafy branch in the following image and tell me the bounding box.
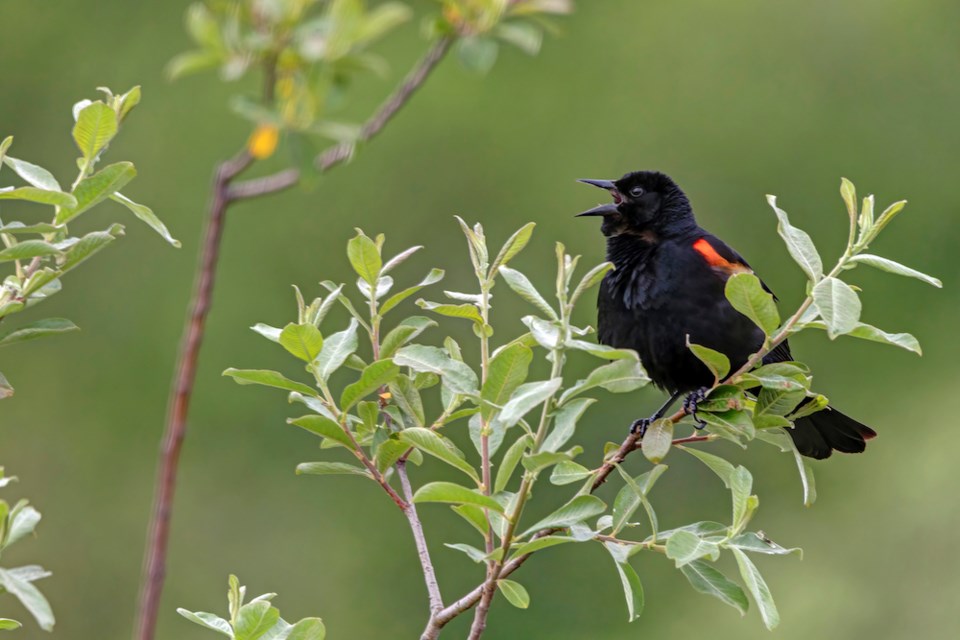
[142,3,574,638]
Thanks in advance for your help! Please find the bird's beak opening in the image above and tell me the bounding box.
[576,178,621,217]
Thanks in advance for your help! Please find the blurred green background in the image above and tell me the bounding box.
[2,0,958,638]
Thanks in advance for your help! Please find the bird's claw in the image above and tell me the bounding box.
[630,417,652,438]
[683,387,709,430]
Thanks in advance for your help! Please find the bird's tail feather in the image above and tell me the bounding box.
[788,406,877,460]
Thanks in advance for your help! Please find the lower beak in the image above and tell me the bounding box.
[576,202,620,217]
[576,178,620,217]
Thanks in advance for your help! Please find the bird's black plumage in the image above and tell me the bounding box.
[578,170,876,459]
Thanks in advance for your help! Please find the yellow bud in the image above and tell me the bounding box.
[379,392,392,400]
[247,124,279,160]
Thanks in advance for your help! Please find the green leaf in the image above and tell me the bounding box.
[755,386,805,418]
[296,462,371,478]
[72,101,118,162]
[521,450,576,473]
[393,344,478,396]
[0,568,54,631]
[0,186,76,208]
[380,269,444,315]
[542,397,595,453]
[117,85,142,122]
[495,22,543,55]
[389,374,425,427]
[59,225,124,272]
[522,315,562,349]
[2,156,61,191]
[223,368,317,396]
[0,371,12,399]
[725,273,780,335]
[495,435,532,493]
[177,609,232,636]
[340,359,400,409]
[279,323,324,362]
[286,618,326,640]
[0,619,22,630]
[356,1,411,43]
[870,199,907,239]
[680,560,749,616]
[5,503,41,546]
[490,222,535,277]
[109,193,181,247]
[730,466,754,529]
[0,221,61,234]
[680,446,736,486]
[347,230,381,286]
[843,322,921,355]
[766,195,823,282]
[497,579,530,609]
[666,530,721,567]
[451,504,489,536]
[498,266,557,319]
[700,409,755,443]
[0,318,78,348]
[398,428,479,481]
[166,50,223,80]
[287,415,353,449]
[812,276,861,338]
[570,261,614,306]
[380,316,436,358]
[727,532,801,557]
[481,343,532,420]
[520,495,606,537]
[611,465,667,534]
[849,254,942,288]
[412,481,504,512]
[604,542,644,621]
[444,542,488,563]
[840,177,858,229]
[313,319,358,381]
[510,534,575,558]
[560,358,648,404]
[731,548,780,630]
[234,601,280,640]
[687,339,730,382]
[641,418,673,464]
[496,378,562,429]
[56,162,137,225]
[416,300,484,325]
[0,240,61,263]
[550,460,592,486]
[458,36,499,74]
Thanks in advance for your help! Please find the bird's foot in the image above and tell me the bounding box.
[683,387,709,430]
[630,417,652,438]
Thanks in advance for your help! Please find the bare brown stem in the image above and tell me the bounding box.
[135,149,252,640]
[135,35,453,640]
[398,461,444,614]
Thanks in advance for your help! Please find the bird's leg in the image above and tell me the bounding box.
[683,387,710,429]
[630,391,682,437]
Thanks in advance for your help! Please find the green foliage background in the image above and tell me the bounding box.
[2,0,958,638]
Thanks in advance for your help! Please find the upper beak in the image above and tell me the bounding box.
[576,178,620,217]
[578,178,616,190]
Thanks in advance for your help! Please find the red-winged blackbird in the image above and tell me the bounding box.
[577,170,876,459]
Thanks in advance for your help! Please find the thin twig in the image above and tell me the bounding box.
[398,461,444,614]
[135,149,253,640]
[226,36,454,201]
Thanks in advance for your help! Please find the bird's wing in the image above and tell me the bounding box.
[692,234,778,300]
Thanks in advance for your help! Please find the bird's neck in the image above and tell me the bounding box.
[605,233,659,270]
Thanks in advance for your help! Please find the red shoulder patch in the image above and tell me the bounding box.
[693,238,751,274]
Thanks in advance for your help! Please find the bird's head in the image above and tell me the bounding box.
[576,170,693,238]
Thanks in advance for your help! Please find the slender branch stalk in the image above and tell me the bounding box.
[135,36,454,640]
[398,461,444,614]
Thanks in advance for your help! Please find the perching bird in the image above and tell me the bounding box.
[577,170,875,459]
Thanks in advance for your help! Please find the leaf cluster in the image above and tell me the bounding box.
[0,87,178,399]
[0,469,54,633]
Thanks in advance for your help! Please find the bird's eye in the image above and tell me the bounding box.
[629,186,644,198]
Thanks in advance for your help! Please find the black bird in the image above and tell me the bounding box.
[577,170,876,459]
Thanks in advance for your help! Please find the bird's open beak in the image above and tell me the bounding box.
[576,178,620,216]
